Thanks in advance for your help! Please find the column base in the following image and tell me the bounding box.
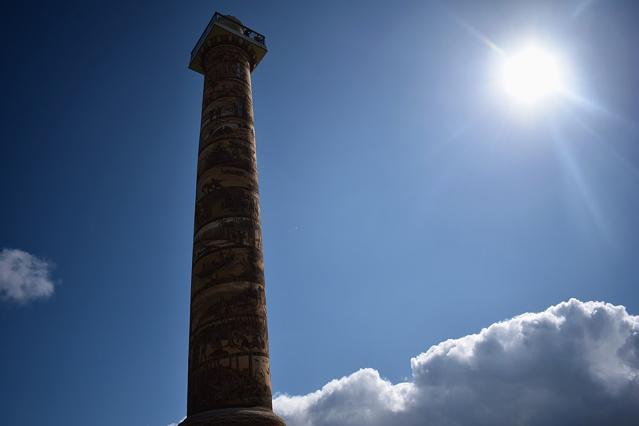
[180,407,286,426]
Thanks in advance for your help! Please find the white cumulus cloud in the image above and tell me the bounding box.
[0,248,55,303]
[274,299,639,426]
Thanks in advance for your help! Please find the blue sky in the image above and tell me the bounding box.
[1,1,638,425]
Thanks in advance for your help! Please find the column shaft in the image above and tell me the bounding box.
[187,42,273,416]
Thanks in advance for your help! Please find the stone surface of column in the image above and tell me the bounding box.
[181,13,285,426]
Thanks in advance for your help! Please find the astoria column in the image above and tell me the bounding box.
[181,13,285,426]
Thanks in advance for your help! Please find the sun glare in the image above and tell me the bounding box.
[501,43,566,105]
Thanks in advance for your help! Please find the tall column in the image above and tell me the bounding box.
[181,13,285,426]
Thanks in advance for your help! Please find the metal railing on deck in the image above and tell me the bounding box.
[191,13,266,63]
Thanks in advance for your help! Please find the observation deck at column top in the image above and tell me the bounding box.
[189,12,268,74]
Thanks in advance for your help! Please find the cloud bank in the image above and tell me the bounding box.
[0,248,55,303]
[274,299,639,426]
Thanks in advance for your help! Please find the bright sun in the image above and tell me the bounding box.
[501,43,566,105]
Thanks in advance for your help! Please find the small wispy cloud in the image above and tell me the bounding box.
[0,248,55,303]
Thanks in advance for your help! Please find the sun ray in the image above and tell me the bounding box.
[447,11,505,56]
[550,121,610,240]
[559,89,639,131]
[561,104,639,180]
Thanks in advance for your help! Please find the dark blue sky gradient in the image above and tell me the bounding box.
[1,1,638,425]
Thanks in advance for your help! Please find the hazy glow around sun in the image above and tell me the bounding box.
[501,42,567,105]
